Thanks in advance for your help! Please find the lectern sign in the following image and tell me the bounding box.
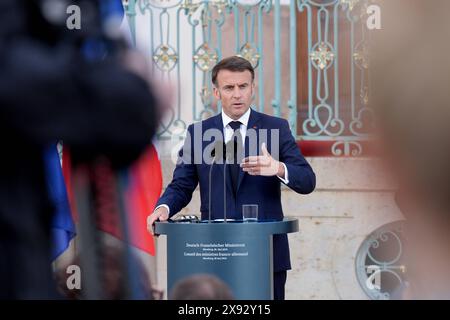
[184,242,248,261]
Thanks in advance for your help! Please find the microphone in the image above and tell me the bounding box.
[208,140,224,223]
[208,140,236,223]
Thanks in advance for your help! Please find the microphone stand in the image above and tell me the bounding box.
[208,140,234,224]
[223,140,235,224]
[208,141,224,223]
[208,156,217,223]
[224,159,227,223]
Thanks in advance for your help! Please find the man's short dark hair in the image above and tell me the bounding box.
[169,274,234,300]
[212,56,254,86]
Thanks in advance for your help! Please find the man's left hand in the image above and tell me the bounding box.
[241,143,285,178]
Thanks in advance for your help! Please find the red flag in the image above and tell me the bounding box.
[62,144,162,256]
[124,145,162,255]
[62,148,78,222]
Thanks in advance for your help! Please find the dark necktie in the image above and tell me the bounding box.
[228,121,243,195]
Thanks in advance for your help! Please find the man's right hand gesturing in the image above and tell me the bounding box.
[147,206,169,235]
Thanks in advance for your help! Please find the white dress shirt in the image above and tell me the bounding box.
[221,107,250,145]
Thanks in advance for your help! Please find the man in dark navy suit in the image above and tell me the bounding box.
[148,56,315,300]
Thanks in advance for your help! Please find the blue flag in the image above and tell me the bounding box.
[44,144,76,260]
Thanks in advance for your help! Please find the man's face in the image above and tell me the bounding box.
[213,69,255,120]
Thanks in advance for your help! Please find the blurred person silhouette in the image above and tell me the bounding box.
[0,0,162,298]
[54,245,162,300]
[169,274,234,300]
[372,0,450,299]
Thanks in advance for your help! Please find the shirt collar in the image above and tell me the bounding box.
[221,107,252,129]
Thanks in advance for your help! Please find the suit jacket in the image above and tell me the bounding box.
[157,109,316,272]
